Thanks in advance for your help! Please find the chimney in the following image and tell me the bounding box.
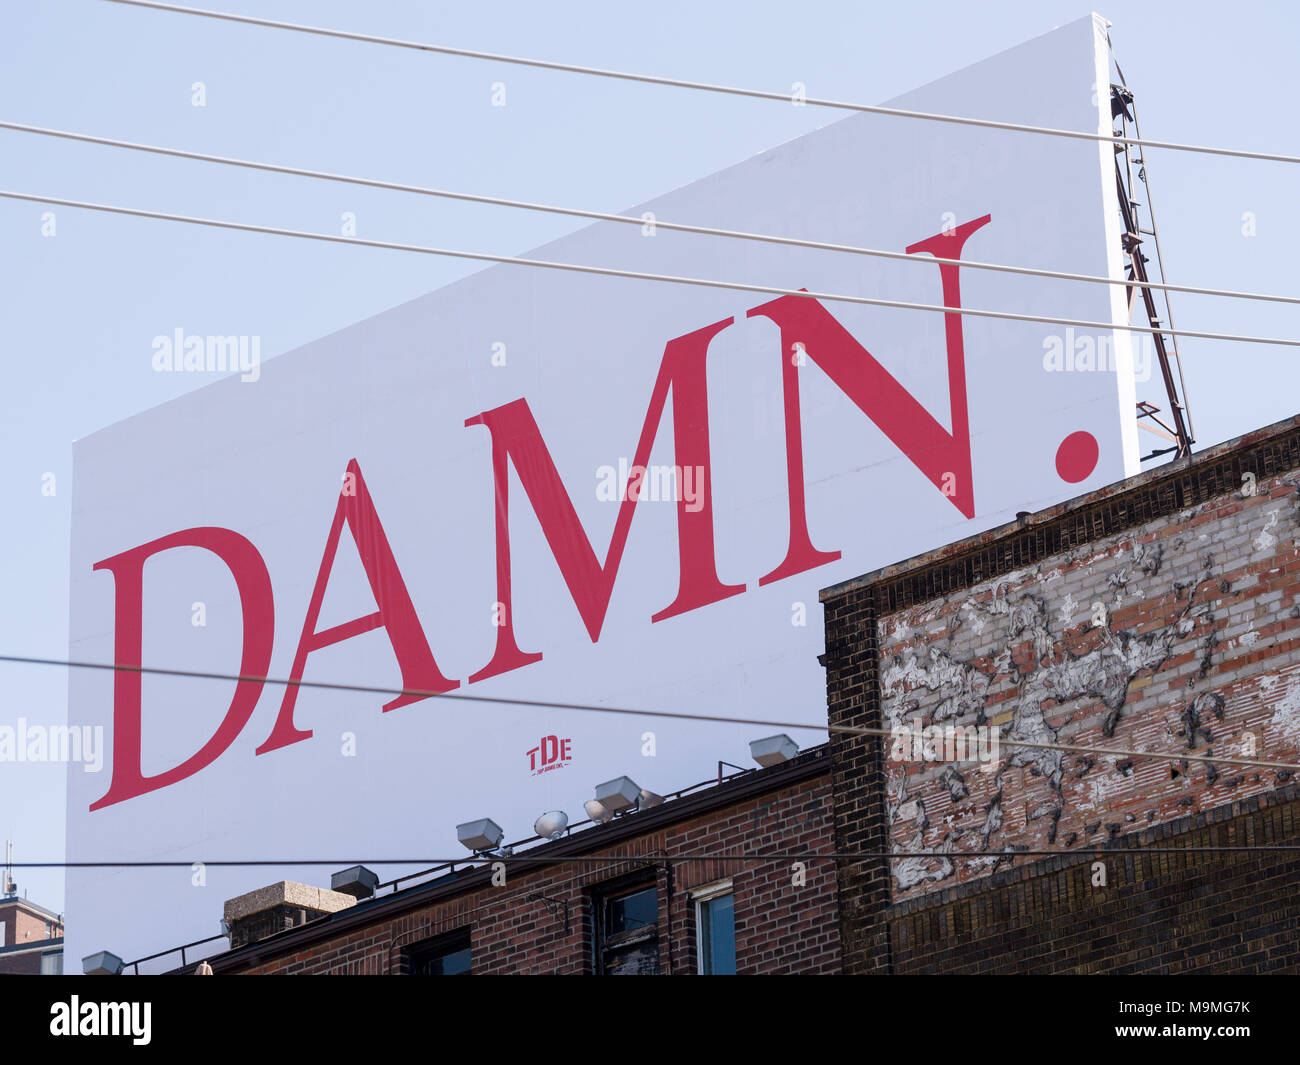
[222,882,356,948]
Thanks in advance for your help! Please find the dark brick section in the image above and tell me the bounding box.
[229,903,336,949]
[0,938,62,975]
[206,751,841,975]
[823,590,894,974]
[889,787,1300,973]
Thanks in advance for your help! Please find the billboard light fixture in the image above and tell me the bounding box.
[583,799,615,824]
[82,950,125,976]
[638,789,664,809]
[457,818,505,854]
[594,776,642,813]
[331,864,380,900]
[749,734,800,767]
[533,810,569,840]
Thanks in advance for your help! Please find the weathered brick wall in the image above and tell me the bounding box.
[889,787,1300,973]
[821,415,1300,972]
[235,774,839,975]
[879,468,1300,901]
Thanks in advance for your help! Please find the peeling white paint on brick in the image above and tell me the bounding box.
[961,599,986,634]
[1254,509,1281,553]
[876,467,1300,900]
[1059,592,1078,628]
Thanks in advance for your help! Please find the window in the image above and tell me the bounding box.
[593,880,659,974]
[693,880,736,975]
[407,929,471,975]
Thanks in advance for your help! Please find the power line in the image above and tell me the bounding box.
[5,653,1297,774]
[2,189,1297,348]
[104,0,1300,166]
[5,120,1298,311]
[14,846,1300,869]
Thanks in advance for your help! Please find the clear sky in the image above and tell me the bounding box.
[1,0,1296,916]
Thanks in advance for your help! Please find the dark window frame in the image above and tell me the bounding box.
[590,871,661,975]
[406,928,472,975]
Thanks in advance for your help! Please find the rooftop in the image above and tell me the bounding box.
[136,741,831,974]
[821,410,1300,603]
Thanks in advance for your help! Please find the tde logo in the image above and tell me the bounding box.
[527,735,572,776]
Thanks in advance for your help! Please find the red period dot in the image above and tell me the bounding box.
[1056,431,1099,483]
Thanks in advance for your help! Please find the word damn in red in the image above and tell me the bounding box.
[89,215,990,810]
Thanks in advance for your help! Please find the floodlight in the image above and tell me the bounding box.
[457,818,505,853]
[749,734,799,767]
[331,865,380,899]
[584,799,614,824]
[638,789,664,809]
[594,776,641,813]
[534,811,569,840]
[82,950,124,976]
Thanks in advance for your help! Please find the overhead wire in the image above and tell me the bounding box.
[3,120,1297,311]
[104,0,1300,166]
[5,653,1298,774]
[14,846,1300,870]
[1,190,1296,348]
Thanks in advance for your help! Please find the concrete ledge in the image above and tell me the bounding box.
[224,881,357,922]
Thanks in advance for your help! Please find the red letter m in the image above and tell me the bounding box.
[465,214,990,677]
[465,317,744,682]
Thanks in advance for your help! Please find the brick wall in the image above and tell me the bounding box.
[0,947,53,975]
[229,773,839,975]
[889,787,1300,973]
[822,415,1300,972]
[0,900,61,948]
[879,466,1300,901]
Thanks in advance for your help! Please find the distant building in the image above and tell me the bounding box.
[0,896,64,975]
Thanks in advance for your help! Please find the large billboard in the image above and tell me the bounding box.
[67,14,1138,967]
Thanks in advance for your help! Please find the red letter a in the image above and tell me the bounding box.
[257,459,456,755]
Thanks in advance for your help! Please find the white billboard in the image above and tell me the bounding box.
[66,14,1138,968]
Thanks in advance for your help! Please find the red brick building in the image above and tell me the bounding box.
[200,745,838,975]
[0,897,64,974]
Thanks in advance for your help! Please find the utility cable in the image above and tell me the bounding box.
[1,190,1296,347]
[4,120,1297,309]
[4,653,1296,774]
[104,0,1300,166]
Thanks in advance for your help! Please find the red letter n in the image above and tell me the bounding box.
[747,213,991,586]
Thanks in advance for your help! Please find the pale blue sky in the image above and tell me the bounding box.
[1,0,1296,915]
